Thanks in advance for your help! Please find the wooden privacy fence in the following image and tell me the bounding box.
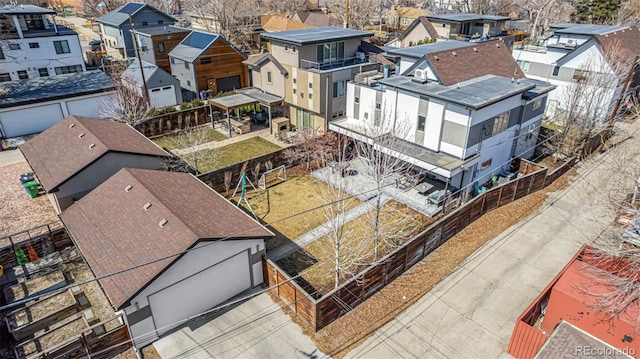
[0,221,71,268]
[135,105,212,138]
[264,157,578,331]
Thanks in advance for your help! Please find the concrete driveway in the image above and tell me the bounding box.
[153,293,324,359]
[0,149,25,166]
[345,129,628,358]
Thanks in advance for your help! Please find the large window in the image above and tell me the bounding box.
[295,108,315,131]
[573,69,588,81]
[29,42,39,48]
[38,68,49,77]
[516,60,530,73]
[53,40,70,54]
[55,65,82,75]
[492,111,509,135]
[417,116,426,131]
[332,80,346,97]
[9,43,20,50]
[316,41,344,65]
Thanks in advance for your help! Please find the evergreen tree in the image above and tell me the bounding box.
[571,0,622,24]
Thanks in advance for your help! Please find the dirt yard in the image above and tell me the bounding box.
[270,167,577,358]
[0,161,57,237]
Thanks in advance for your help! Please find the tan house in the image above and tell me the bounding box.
[20,115,169,213]
[252,27,379,133]
[261,15,311,33]
[391,16,439,48]
[134,26,190,74]
[386,7,430,30]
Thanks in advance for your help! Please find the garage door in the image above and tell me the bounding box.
[149,86,177,108]
[148,250,251,332]
[65,96,105,118]
[216,75,241,93]
[0,103,64,138]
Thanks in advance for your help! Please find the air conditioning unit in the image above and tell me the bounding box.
[356,51,366,61]
[414,69,427,80]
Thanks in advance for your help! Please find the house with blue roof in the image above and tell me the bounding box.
[168,30,248,101]
[96,2,176,59]
[512,24,640,121]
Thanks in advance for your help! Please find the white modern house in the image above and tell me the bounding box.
[60,168,274,348]
[512,24,640,121]
[330,40,555,189]
[0,4,86,81]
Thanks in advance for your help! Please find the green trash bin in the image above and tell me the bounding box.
[23,180,39,199]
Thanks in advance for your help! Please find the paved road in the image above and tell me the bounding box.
[345,126,632,358]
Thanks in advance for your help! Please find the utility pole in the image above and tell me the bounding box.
[129,15,151,106]
[344,0,349,28]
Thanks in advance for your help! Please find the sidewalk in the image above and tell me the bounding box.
[267,196,388,261]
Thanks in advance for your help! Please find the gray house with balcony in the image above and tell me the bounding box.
[96,2,176,59]
[249,26,379,133]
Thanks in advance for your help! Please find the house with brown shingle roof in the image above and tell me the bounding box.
[61,168,274,349]
[20,115,169,213]
[392,16,439,48]
[513,24,640,121]
[261,15,311,33]
[330,40,555,191]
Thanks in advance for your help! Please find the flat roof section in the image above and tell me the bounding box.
[260,26,373,46]
[386,41,473,59]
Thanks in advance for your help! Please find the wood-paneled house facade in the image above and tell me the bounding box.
[135,26,190,74]
[169,31,248,100]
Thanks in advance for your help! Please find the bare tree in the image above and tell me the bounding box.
[262,0,310,16]
[98,83,156,127]
[252,162,261,184]
[516,0,573,43]
[81,0,125,18]
[224,171,233,196]
[615,0,640,27]
[325,0,379,29]
[166,124,219,173]
[265,160,273,172]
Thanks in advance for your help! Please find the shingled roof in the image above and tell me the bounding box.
[61,168,274,309]
[424,40,524,86]
[20,116,168,192]
[595,26,640,66]
[401,16,439,40]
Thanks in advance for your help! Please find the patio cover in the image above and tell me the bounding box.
[208,93,257,111]
[237,88,284,106]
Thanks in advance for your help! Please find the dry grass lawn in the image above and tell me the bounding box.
[191,137,281,173]
[151,127,227,150]
[0,161,58,238]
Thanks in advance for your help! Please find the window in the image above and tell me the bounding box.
[293,88,297,94]
[532,98,542,111]
[309,93,313,99]
[9,43,20,50]
[200,57,212,64]
[0,73,11,82]
[293,78,297,84]
[267,70,272,84]
[284,44,289,52]
[0,47,3,59]
[142,21,148,26]
[516,60,530,73]
[292,46,296,53]
[54,65,82,75]
[53,40,70,54]
[308,82,312,89]
[492,111,509,135]
[417,116,426,131]
[17,70,28,79]
[552,66,559,76]
[158,20,164,25]
[332,80,346,97]
[442,23,446,27]
[573,69,588,81]
[187,80,191,86]
[38,68,49,77]
[170,57,175,64]
[355,96,359,104]
[158,42,165,53]
[29,42,39,48]
[481,159,492,169]
[375,103,381,110]
[184,61,189,69]
[316,41,344,64]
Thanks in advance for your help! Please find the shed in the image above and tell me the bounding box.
[122,60,183,108]
[20,115,169,213]
[0,71,116,138]
[60,168,274,348]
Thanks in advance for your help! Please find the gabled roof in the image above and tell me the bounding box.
[0,71,116,109]
[97,2,176,27]
[261,15,312,32]
[133,25,189,37]
[294,11,341,27]
[169,30,246,63]
[394,7,430,20]
[386,40,473,59]
[260,26,373,46]
[243,53,288,75]
[61,168,274,309]
[406,40,524,86]
[595,26,640,65]
[401,16,439,40]
[0,4,55,15]
[20,116,168,192]
[122,60,176,87]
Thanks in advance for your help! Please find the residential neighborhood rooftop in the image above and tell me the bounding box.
[133,25,189,36]
[97,2,176,27]
[378,75,541,109]
[20,116,169,191]
[534,321,631,359]
[60,168,274,309]
[168,31,243,63]
[0,71,116,109]
[386,41,473,59]
[260,26,373,46]
[551,23,627,35]
[0,4,55,14]
[121,60,165,86]
[427,13,510,22]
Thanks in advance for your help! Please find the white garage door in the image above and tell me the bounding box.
[149,86,177,108]
[148,250,251,332]
[65,96,105,118]
[0,103,64,138]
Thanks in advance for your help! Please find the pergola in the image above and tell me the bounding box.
[208,88,284,137]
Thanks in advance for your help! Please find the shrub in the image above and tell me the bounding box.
[179,102,191,110]
[191,99,204,107]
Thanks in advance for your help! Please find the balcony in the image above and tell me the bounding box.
[513,43,548,54]
[299,53,378,72]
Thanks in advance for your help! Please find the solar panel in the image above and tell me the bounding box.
[118,3,144,15]
[182,31,217,50]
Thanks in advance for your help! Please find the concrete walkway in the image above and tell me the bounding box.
[56,16,100,41]
[345,124,636,358]
[0,149,25,166]
[267,196,389,261]
[172,127,290,156]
